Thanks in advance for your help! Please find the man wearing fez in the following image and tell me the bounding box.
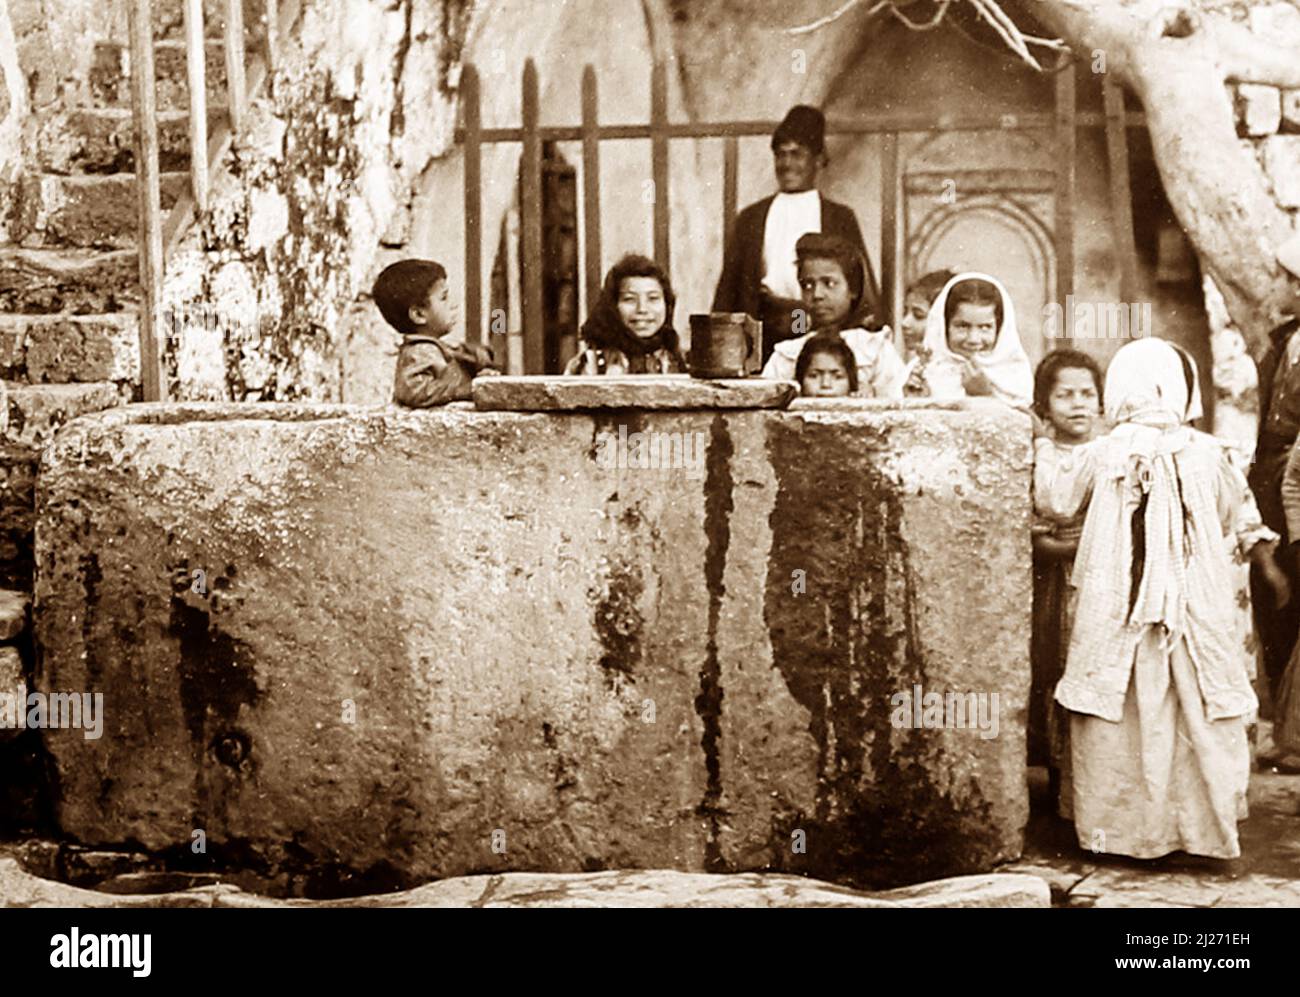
[712,104,880,364]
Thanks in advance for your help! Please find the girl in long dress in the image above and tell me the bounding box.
[1034,338,1288,859]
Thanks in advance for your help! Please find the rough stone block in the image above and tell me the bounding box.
[33,109,206,175]
[11,173,188,250]
[1263,136,1300,208]
[90,40,227,112]
[0,589,29,642]
[7,383,122,450]
[1250,2,1300,47]
[0,314,140,384]
[0,248,140,315]
[473,374,798,411]
[1236,84,1282,137]
[35,400,1031,889]
[1284,90,1300,134]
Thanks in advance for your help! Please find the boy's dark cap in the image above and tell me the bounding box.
[771,105,826,155]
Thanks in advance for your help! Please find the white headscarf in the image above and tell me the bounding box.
[1095,338,1204,638]
[1104,337,1202,428]
[920,272,1033,406]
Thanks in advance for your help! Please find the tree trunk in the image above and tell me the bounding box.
[1033,0,1299,355]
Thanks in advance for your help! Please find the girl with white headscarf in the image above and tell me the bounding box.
[1034,338,1288,859]
[906,272,1033,408]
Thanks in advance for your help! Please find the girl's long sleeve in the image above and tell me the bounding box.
[1033,437,1096,521]
[1217,449,1279,555]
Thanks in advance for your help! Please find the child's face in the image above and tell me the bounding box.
[411,279,457,340]
[801,351,852,397]
[1046,366,1100,442]
[946,302,998,358]
[616,276,667,339]
[798,258,854,329]
[900,291,932,352]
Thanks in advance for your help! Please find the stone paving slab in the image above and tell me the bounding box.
[0,860,1049,908]
[1008,755,1300,908]
[472,374,797,411]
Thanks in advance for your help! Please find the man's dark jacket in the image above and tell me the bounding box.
[712,193,880,321]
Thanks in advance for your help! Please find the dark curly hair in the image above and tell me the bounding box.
[580,254,682,356]
[1033,348,1104,418]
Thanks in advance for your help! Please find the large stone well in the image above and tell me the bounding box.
[32,387,1032,889]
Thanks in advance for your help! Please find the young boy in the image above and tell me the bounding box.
[759,232,904,398]
[373,259,499,407]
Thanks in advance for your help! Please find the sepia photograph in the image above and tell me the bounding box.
[0,0,1297,959]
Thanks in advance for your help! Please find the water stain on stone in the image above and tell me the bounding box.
[168,567,259,777]
[695,415,733,870]
[588,413,648,688]
[589,555,643,687]
[764,416,996,889]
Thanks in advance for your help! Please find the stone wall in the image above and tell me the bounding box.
[1212,1,1300,453]
[34,395,1031,889]
[159,0,468,402]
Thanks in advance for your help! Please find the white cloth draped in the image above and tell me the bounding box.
[760,190,822,301]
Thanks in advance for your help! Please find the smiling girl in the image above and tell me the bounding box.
[565,255,686,375]
[908,273,1033,407]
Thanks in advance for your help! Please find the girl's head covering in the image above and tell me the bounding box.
[920,272,1033,405]
[1094,338,1210,646]
[580,254,682,360]
[1104,338,1202,428]
[794,232,881,332]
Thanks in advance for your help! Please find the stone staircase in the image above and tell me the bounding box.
[0,0,264,663]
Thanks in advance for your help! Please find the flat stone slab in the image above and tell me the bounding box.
[0,860,1048,908]
[473,374,797,411]
[0,589,28,641]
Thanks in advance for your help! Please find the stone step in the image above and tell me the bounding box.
[0,589,30,642]
[0,249,140,315]
[33,107,226,176]
[150,0,268,44]
[0,315,140,385]
[8,173,189,250]
[90,40,228,113]
[5,382,125,452]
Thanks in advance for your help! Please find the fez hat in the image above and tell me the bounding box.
[771,105,826,155]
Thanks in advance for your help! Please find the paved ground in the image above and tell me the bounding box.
[1005,723,1300,908]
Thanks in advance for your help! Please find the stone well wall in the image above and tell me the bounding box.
[33,394,1031,888]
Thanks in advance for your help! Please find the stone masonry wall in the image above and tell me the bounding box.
[34,397,1031,890]
[1211,1,1300,454]
[159,0,469,402]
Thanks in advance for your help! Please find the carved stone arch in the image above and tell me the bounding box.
[907,193,1059,366]
[909,196,1056,294]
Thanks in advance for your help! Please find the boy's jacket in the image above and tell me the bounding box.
[393,335,497,407]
